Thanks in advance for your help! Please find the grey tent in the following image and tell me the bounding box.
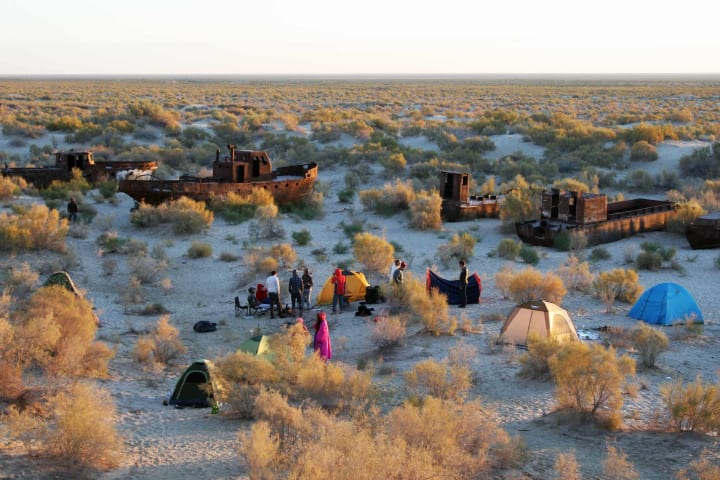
[497,300,579,346]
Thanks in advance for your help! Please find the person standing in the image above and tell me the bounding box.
[331,268,346,314]
[393,261,406,285]
[266,270,283,318]
[288,269,304,315]
[313,312,332,362]
[67,197,79,222]
[302,267,314,310]
[389,259,401,282]
[458,260,468,308]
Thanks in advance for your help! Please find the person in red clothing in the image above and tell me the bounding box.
[331,268,346,313]
[255,283,269,304]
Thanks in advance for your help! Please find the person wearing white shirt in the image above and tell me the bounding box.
[265,271,283,318]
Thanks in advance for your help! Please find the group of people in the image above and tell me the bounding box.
[249,268,315,319]
[389,258,469,308]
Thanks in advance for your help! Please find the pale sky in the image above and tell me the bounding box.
[1,0,719,75]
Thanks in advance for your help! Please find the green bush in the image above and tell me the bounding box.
[519,245,539,265]
[636,251,662,271]
[630,141,658,161]
[590,247,611,262]
[291,229,312,246]
[338,188,355,203]
[497,238,522,260]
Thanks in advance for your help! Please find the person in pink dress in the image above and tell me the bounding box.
[313,312,332,362]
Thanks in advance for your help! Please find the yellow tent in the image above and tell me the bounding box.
[316,270,370,306]
[497,300,579,346]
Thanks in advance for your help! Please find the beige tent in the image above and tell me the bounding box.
[497,300,579,346]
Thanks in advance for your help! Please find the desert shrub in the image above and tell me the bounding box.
[555,255,594,292]
[593,268,642,313]
[630,140,658,161]
[133,315,186,367]
[679,142,720,178]
[3,262,39,300]
[44,383,123,470]
[630,323,668,368]
[497,238,522,260]
[97,179,118,199]
[408,190,442,230]
[0,174,27,199]
[494,263,515,299]
[96,231,129,253]
[282,191,324,220]
[0,204,68,252]
[242,390,520,479]
[341,219,365,238]
[519,244,539,265]
[518,333,564,381]
[498,175,543,231]
[660,376,720,433]
[248,217,286,241]
[211,188,275,223]
[667,200,706,234]
[127,254,167,284]
[371,314,407,349]
[213,353,282,418]
[396,275,455,335]
[436,232,476,266]
[40,169,91,200]
[404,358,471,402]
[508,267,567,304]
[244,247,279,276]
[353,232,394,281]
[219,252,238,262]
[337,188,355,203]
[131,197,213,234]
[553,450,581,480]
[677,449,720,480]
[291,228,312,246]
[602,444,639,480]
[636,251,663,271]
[625,169,655,193]
[13,285,112,378]
[359,179,417,215]
[294,355,374,410]
[270,243,297,270]
[122,277,143,305]
[590,247,611,262]
[187,241,212,258]
[549,342,635,429]
[380,152,407,173]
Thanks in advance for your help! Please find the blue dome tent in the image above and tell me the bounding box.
[629,282,703,325]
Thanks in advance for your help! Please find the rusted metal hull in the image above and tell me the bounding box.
[118,163,318,206]
[685,212,720,249]
[516,199,677,247]
[441,196,501,222]
[1,160,157,188]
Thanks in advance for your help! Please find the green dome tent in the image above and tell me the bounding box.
[238,335,273,356]
[167,360,217,408]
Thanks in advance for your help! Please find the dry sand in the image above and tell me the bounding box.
[1,136,719,479]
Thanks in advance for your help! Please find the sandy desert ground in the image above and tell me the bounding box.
[1,133,719,479]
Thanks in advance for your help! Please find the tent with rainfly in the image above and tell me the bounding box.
[238,335,274,356]
[425,269,482,305]
[316,270,370,305]
[167,360,217,408]
[629,282,703,325]
[497,300,579,346]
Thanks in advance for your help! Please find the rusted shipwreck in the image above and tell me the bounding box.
[685,212,720,249]
[1,150,157,188]
[118,145,318,206]
[439,170,500,221]
[516,189,677,247]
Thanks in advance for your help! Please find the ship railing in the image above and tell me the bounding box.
[606,203,675,221]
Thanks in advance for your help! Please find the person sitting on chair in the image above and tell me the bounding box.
[248,287,260,309]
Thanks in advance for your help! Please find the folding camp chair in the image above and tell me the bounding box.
[235,296,268,317]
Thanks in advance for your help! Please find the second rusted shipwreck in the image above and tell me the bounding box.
[516,189,677,247]
[439,170,501,221]
[118,145,318,206]
[685,212,720,249]
[1,150,157,188]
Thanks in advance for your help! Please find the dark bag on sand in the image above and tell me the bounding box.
[355,303,374,317]
[193,320,217,333]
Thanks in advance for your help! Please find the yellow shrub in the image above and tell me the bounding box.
[593,268,642,313]
[371,314,407,349]
[353,232,395,279]
[660,376,720,433]
[494,263,515,299]
[46,383,123,470]
[549,342,635,429]
[554,254,594,292]
[404,358,471,402]
[0,174,27,198]
[408,190,442,230]
[508,267,567,304]
[436,232,476,266]
[0,204,68,252]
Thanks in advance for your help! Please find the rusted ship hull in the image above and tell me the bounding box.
[1,158,156,189]
[118,163,318,206]
[685,212,720,249]
[516,199,677,247]
[441,196,501,222]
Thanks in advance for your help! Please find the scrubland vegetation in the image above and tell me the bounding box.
[2,77,720,478]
